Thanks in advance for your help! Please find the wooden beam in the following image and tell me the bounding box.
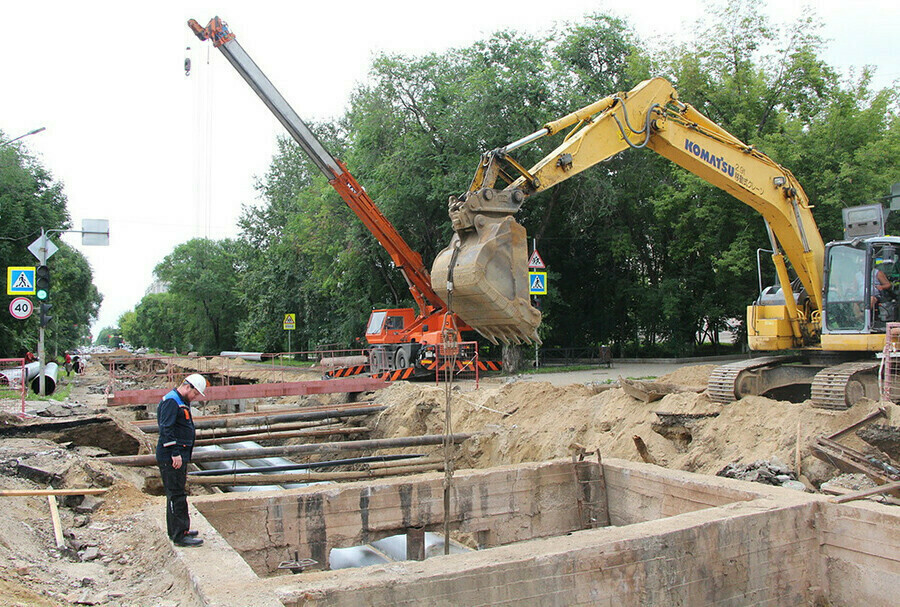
[831,479,900,503]
[108,377,389,405]
[0,488,108,497]
[47,496,66,550]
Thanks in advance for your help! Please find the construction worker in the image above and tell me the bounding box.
[156,373,207,547]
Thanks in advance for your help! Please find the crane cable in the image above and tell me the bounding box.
[441,241,462,554]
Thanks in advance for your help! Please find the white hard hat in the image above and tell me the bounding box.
[184,373,207,396]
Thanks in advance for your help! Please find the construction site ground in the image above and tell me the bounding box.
[0,354,898,606]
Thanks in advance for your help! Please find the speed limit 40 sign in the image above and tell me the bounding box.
[9,297,34,320]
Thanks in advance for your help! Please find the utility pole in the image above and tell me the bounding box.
[32,229,54,396]
[27,220,108,395]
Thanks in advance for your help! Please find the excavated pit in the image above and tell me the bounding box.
[172,458,899,607]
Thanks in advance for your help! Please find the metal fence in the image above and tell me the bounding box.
[880,323,900,402]
[0,358,27,416]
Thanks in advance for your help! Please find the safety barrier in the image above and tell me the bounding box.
[879,322,900,402]
[0,358,27,416]
[421,341,498,387]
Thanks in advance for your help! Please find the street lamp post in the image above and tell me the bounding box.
[0,127,46,147]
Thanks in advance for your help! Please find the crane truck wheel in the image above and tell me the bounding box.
[394,349,409,370]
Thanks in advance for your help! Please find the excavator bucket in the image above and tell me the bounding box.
[431,209,541,345]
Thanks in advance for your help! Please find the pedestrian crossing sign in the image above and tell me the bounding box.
[7,266,36,295]
[528,271,547,295]
[283,313,296,330]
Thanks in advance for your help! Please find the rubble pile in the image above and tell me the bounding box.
[716,458,807,491]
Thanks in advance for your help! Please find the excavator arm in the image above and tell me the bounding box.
[189,17,446,319]
[432,77,824,346]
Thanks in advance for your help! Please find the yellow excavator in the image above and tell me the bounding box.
[431,77,899,409]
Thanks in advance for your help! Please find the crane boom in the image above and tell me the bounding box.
[188,17,445,316]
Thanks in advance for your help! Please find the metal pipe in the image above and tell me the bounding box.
[194,419,343,439]
[31,363,59,395]
[218,351,271,361]
[105,434,471,467]
[1,362,41,387]
[189,453,427,476]
[194,426,368,446]
[138,405,386,433]
[188,462,444,485]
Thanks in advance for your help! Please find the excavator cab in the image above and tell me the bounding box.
[822,239,900,334]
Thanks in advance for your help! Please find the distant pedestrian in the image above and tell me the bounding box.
[24,351,35,363]
[155,374,207,547]
[64,353,72,376]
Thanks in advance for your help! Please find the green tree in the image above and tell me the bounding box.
[154,238,246,354]
[1,135,101,356]
[94,326,120,348]
[121,293,191,352]
[237,4,899,360]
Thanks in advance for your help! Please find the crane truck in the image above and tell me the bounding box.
[431,76,897,409]
[188,17,491,379]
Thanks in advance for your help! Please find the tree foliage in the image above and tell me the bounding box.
[127,239,247,354]
[0,139,101,356]
[111,2,900,359]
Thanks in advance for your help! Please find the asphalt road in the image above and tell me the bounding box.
[498,359,742,387]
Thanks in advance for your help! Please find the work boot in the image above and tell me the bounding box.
[174,535,203,547]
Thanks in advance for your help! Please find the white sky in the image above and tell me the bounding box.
[2,1,897,337]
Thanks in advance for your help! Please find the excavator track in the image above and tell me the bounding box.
[810,360,881,411]
[707,355,801,404]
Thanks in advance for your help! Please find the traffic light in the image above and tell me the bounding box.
[35,265,50,301]
[39,303,52,327]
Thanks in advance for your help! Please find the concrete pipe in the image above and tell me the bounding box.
[31,362,59,395]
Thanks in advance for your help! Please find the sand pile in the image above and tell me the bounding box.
[371,367,899,486]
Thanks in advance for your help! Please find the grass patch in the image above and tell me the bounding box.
[263,357,316,368]
[521,364,599,375]
[30,381,73,401]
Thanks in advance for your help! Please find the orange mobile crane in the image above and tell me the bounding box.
[189,17,488,378]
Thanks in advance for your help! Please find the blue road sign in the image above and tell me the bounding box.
[529,271,547,295]
[7,266,36,295]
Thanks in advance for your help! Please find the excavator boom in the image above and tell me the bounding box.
[432,77,824,346]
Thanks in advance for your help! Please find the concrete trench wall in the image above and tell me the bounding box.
[181,458,900,607]
[818,500,900,605]
[272,500,823,606]
[192,460,603,574]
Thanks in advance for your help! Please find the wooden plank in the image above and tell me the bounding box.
[47,495,66,549]
[831,479,900,503]
[0,488,108,497]
[108,377,389,405]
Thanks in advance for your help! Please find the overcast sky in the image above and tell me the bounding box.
[2,1,898,338]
